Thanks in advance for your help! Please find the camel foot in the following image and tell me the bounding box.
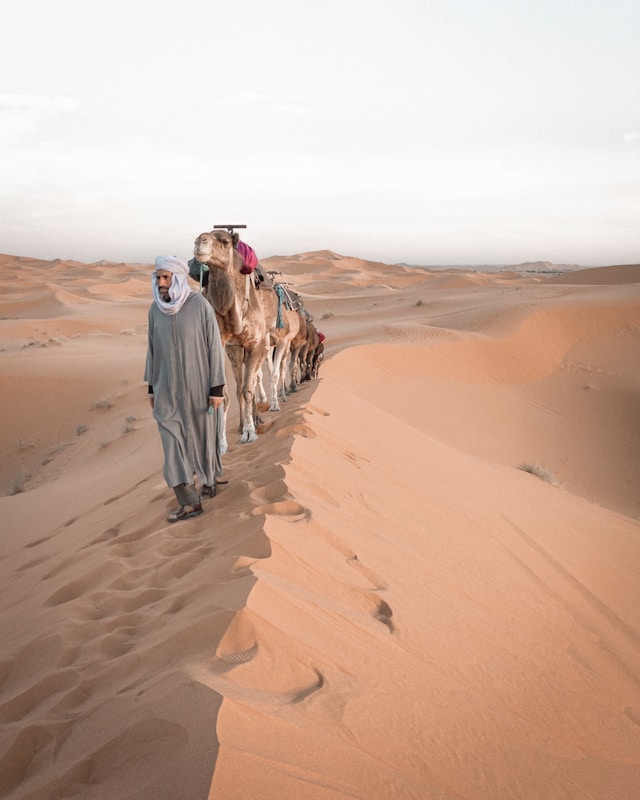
[268,402,281,412]
[239,428,259,444]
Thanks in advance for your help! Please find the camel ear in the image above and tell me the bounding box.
[232,233,240,247]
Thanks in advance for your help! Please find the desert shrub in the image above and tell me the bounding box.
[9,469,31,495]
[517,463,561,487]
[91,397,112,411]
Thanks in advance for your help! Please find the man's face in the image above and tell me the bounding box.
[156,269,173,301]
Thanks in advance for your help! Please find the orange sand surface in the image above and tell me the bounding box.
[1,251,639,799]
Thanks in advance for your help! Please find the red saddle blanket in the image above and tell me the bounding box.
[237,241,258,274]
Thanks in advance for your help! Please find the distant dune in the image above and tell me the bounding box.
[398,259,585,273]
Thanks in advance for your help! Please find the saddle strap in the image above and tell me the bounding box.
[242,273,251,317]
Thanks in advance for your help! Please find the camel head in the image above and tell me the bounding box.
[193,229,240,272]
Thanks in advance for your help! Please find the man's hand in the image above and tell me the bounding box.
[208,396,224,410]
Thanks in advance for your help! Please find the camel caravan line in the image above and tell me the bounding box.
[189,225,325,447]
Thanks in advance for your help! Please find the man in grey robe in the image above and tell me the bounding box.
[145,255,226,522]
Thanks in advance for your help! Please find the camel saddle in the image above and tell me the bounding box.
[275,283,304,311]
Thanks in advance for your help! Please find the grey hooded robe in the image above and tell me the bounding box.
[144,292,226,489]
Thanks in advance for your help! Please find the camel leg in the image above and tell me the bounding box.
[268,340,289,412]
[255,360,268,405]
[225,345,246,436]
[313,353,323,379]
[238,342,267,443]
[277,343,292,402]
[280,345,292,400]
[288,344,303,393]
[298,343,309,383]
[305,352,314,382]
[252,370,264,427]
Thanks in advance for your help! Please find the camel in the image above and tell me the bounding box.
[310,338,324,378]
[193,229,300,441]
[193,229,275,443]
[289,308,315,392]
[262,307,308,404]
[263,305,302,410]
[299,321,321,383]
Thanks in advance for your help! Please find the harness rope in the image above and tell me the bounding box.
[243,274,251,317]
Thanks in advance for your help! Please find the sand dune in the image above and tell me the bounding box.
[1,252,639,799]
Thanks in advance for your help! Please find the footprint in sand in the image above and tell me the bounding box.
[248,480,290,504]
[81,526,121,549]
[274,422,316,439]
[0,669,80,723]
[23,534,54,549]
[307,404,330,416]
[92,588,167,617]
[44,562,122,606]
[103,476,152,506]
[15,556,48,573]
[251,499,310,520]
[247,479,310,519]
[374,599,395,633]
[0,725,53,795]
[346,553,388,591]
[98,628,138,658]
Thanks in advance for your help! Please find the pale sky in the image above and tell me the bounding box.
[1,0,639,266]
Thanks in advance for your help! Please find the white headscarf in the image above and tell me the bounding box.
[152,256,193,315]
